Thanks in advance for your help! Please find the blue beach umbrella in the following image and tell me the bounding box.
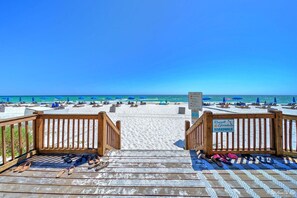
[19,97,22,102]
[105,97,112,100]
[256,97,260,103]
[67,97,70,102]
[32,97,35,102]
[274,97,277,104]
[78,96,84,100]
[293,97,296,104]
[223,97,226,103]
[203,97,211,101]
[6,97,9,102]
[128,96,135,100]
[91,96,97,100]
[115,96,122,100]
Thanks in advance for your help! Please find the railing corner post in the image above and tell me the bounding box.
[98,111,107,156]
[185,120,190,150]
[203,111,213,155]
[269,109,283,156]
[33,111,44,153]
[116,120,121,149]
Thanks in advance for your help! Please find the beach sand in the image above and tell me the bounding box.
[1,103,296,150]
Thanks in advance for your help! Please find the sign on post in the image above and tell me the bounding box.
[188,92,202,124]
[188,92,202,110]
[213,119,234,133]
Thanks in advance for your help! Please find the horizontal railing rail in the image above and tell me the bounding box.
[0,115,37,172]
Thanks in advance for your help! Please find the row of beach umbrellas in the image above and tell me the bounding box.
[202,96,296,104]
[1,96,145,103]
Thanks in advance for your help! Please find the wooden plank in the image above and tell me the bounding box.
[1,126,6,164]
[232,121,234,150]
[264,118,267,150]
[185,116,203,135]
[213,113,274,119]
[203,111,213,155]
[57,119,60,149]
[210,150,276,155]
[259,118,262,151]
[47,119,50,149]
[215,132,218,150]
[92,119,95,149]
[67,119,70,149]
[0,150,37,173]
[87,119,90,148]
[253,118,256,150]
[237,119,240,151]
[82,119,85,149]
[269,110,283,156]
[220,132,223,150]
[38,149,97,155]
[248,118,250,151]
[226,131,229,151]
[34,112,44,151]
[269,118,274,150]
[289,120,292,152]
[18,123,22,155]
[10,124,15,160]
[242,118,245,151]
[52,119,55,149]
[105,117,120,136]
[0,115,37,127]
[77,119,80,149]
[25,121,29,152]
[72,119,75,149]
[98,112,107,156]
[283,114,297,120]
[284,119,287,151]
[184,121,190,150]
[40,114,97,120]
[32,119,35,150]
[61,119,65,149]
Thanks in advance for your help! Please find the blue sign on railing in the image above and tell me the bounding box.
[213,119,234,133]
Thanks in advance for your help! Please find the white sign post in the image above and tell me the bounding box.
[188,92,202,124]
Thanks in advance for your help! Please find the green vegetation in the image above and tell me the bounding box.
[0,124,34,158]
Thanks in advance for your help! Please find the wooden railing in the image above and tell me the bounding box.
[0,111,121,172]
[185,115,204,150]
[283,114,297,156]
[0,115,37,172]
[185,110,283,155]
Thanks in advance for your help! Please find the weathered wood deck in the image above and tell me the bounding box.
[1,150,297,197]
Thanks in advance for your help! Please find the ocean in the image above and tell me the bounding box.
[0,95,296,104]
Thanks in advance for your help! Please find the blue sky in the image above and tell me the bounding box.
[0,0,296,95]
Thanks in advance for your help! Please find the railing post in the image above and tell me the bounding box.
[98,112,107,156]
[34,111,44,153]
[185,121,190,150]
[269,109,283,156]
[203,111,213,155]
[116,120,121,149]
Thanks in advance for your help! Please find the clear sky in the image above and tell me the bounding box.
[0,0,296,95]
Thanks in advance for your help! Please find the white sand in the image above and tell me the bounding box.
[1,103,296,150]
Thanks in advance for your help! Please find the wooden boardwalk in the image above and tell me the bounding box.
[1,150,297,197]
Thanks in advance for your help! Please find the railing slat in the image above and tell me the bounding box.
[1,126,6,164]
[289,120,292,152]
[242,118,245,151]
[237,119,240,151]
[52,119,55,149]
[82,119,85,149]
[62,119,65,149]
[253,118,256,150]
[264,118,267,151]
[87,119,90,148]
[25,121,29,152]
[10,124,15,160]
[18,123,22,155]
[77,119,80,149]
[284,119,287,151]
[67,119,70,149]
[248,118,250,151]
[72,119,75,148]
[259,118,262,150]
[92,119,95,149]
[57,119,60,149]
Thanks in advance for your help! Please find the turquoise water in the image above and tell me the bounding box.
[0,95,296,104]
